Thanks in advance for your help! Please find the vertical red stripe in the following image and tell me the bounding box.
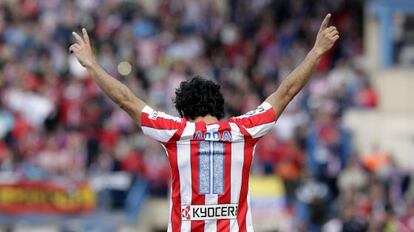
[191,122,206,231]
[217,122,232,232]
[169,120,187,143]
[167,143,181,232]
[237,137,255,232]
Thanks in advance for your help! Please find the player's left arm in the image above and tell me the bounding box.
[265,13,339,116]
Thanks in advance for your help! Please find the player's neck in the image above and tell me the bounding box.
[192,115,219,124]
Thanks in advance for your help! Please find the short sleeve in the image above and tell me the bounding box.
[229,102,277,139]
[141,106,185,143]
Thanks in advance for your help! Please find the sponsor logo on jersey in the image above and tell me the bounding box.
[243,106,265,117]
[149,111,159,120]
[181,204,238,221]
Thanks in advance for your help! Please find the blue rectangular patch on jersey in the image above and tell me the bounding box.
[213,142,224,194]
[198,141,210,194]
[198,141,225,195]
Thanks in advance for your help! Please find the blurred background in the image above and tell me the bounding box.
[0,0,413,231]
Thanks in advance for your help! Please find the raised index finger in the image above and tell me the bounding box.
[319,13,331,32]
[82,28,90,45]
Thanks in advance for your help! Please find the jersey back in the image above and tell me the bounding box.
[141,102,277,232]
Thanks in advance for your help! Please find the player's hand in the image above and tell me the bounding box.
[312,14,339,56]
[69,28,95,68]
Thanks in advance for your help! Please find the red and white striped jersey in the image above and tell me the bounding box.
[141,102,277,232]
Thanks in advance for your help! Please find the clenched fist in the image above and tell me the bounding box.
[69,28,95,68]
[313,14,340,56]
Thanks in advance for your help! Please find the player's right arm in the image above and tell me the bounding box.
[265,13,339,117]
[69,28,146,125]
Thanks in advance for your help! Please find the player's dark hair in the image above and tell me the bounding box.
[174,76,225,120]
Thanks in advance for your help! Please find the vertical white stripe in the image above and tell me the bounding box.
[246,192,254,232]
[177,122,195,232]
[230,219,239,232]
[229,123,244,231]
[141,127,177,143]
[229,122,244,142]
[244,121,276,138]
[204,194,218,231]
[180,122,196,141]
[204,124,220,232]
[252,144,257,157]
[167,189,173,232]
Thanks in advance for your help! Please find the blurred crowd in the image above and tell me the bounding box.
[396,15,414,66]
[4,0,412,231]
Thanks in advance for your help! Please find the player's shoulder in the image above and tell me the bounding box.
[142,105,183,123]
[228,102,276,125]
[141,106,186,143]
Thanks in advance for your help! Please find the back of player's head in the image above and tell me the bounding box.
[174,76,225,120]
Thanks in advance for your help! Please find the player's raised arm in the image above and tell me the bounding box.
[265,13,339,116]
[69,28,146,125]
